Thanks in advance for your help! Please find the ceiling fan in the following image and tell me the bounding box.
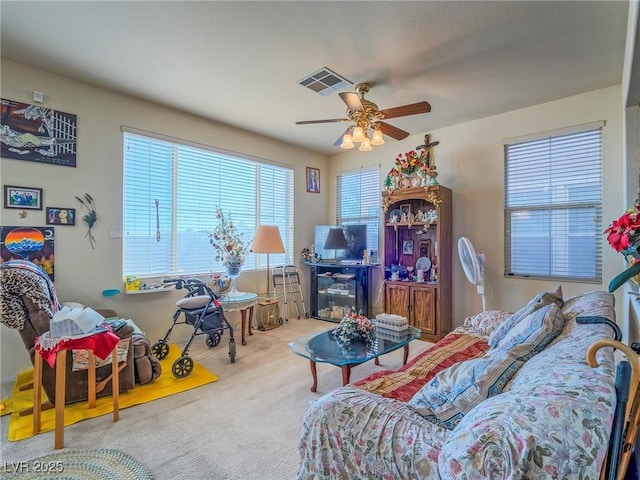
[296,82,431,151]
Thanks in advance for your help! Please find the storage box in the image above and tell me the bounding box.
[376,327,410,342]
[375,313,409,331]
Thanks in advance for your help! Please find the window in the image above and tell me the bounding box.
[337,168,380,258]
[123,131,294,278]
[504,122,603,282]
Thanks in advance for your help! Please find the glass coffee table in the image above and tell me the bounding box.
[289,326,422,392]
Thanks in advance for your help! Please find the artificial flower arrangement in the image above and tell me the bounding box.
[383,149,437,189]
[209,208,251,267]
[332,308,376,345]
[604,204,640,291]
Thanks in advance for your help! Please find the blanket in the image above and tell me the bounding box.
[353,332,489,401]
[0,261,60,331]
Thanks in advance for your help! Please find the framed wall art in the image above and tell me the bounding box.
[46,207,76,225]
[307,167,320,193]
[1,98,77,167]
[403,240,414,255]
[4,185,43,210]
[0,226,55,280]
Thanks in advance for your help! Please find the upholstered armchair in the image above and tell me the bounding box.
[0,260,136,405]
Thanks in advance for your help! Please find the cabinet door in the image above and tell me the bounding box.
[411,287,436,335]
[384,283,410,319]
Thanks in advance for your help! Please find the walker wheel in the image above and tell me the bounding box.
[172,356,194,378]
[206,332,221,348]
[151,341,170,360]
[278,318,284,325]
[305,312,310,318]
[229,340,236,364]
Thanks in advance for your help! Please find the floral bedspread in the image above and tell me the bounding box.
[296,291,617,480]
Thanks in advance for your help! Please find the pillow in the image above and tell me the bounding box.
[455,310,512,337]
[408,303,563,429]
[488,285,563,348]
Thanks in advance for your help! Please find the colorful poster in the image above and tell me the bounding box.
[0,226,55,280]
[0,98,77,167]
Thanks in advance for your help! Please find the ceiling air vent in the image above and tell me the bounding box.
[297,67,352,96]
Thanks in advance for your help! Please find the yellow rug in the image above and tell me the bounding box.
[3,344,217,441]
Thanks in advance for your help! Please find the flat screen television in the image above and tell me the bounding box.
[314,224,367,261]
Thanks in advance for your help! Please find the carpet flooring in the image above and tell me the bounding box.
[0,317,431,479]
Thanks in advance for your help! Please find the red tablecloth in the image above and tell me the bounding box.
[35,330,120,368]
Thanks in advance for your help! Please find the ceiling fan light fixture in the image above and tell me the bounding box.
[340,132,354,149]
[352,126,365,143]
[359,136,372,151]
[371,127,385,145]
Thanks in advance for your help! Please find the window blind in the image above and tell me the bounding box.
[504,126,603,282]
[123,132,294,278]
[337,168,380,257]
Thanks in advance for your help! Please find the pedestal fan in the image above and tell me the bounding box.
[458,237,486,312]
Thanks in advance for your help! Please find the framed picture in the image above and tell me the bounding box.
[403,240,414,255]
[306,167,320,193]
[4,185,43,210]
[46,207,76,226]
[1,98,77,167]
[400,203,411,216]
[1,226,55,280]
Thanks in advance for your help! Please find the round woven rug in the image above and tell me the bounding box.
[0,448,153,479]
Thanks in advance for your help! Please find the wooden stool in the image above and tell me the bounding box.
[33,332,120,449]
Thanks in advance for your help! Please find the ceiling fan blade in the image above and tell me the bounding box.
[379,101,431,119]
[339,92,363,111]
[378,121,410,140]
[296,118,349,125]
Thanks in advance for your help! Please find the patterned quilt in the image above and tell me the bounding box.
[353,332,489,401]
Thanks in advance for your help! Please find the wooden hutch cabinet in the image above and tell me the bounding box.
[382,185,452,342]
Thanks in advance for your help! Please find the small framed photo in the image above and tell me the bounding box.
[403,240,414,255]
[46,207,76,226]
[306,167,320,193]
[400,203,411,216]
[4,185,43,210]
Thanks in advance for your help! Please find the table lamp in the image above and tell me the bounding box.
[252,225,285,294]
[324,227,348,262]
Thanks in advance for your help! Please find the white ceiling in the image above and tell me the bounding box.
[0,1,632,155]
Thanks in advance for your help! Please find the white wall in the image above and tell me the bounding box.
[0,59,328,381]
[328,86,624,326]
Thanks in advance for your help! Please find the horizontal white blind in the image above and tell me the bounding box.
[123,132,294,278]
[337,168,380,255]
[504,127,602,281]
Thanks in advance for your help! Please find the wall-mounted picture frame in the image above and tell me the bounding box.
[1,98,77,167]
[403,240,414,255]
[46,207,76,226]
[4,185,43,210]
[307,167,320,193]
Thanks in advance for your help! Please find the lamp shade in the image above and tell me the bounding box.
[324,227,348,250]
[252,225,285,254]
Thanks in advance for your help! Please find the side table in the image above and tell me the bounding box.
[256,292,284,331]
[33,329,122,449]
[218,292,258,346]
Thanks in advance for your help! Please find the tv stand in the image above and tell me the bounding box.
[306,262,375,322]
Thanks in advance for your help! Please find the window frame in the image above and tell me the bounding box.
[503,122,603,283]
[122,128,294,279]
[336,167,381,260]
